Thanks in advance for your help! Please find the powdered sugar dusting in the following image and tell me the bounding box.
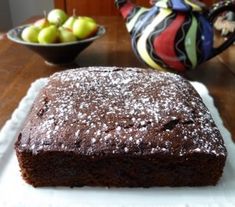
[20,67,226,157]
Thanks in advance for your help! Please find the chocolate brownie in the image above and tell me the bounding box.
[15,67,227,187]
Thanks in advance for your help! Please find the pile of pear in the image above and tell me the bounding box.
[21,9,98,44]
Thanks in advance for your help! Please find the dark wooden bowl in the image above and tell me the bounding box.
[7,24,106,65]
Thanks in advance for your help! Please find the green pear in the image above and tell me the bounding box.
[48,9,68,26]
[21,25,40,43]
[38,25,58,44]
[73,17,98,39]
[82,16,96,24]
[63,16,77,30]
[59,27,77,43]
[63,9,77,30]
[34,18,50,29]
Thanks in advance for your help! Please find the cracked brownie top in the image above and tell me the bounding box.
[16,67,226,157]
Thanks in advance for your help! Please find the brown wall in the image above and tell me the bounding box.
[54,0,152,16]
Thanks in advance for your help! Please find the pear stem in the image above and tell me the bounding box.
[43,10,47,19]
[73,9,77,17]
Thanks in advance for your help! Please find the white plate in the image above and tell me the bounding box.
[0,78,234,207]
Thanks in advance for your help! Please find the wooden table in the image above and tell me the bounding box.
[0,16,234,141]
